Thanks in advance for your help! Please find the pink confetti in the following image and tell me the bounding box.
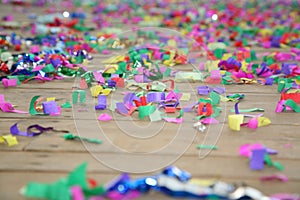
[163,117,183,124]
[98,113,112,121]
[200,117,219,124]
[239,143,264,157]
[260,174,288,182]
[2,78,17,88]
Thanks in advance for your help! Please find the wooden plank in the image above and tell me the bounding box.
[23,122,300,158]
[1,115,299,158]
[0,152,299,181]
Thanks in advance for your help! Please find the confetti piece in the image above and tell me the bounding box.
[228,114,244,131]
[63,133,102,144]
[260,174,288,182]
[2,78,17,88]
[95,95,107,110]
[24,163,105,199]
[0,134,18,146]
[197,145,218,150]
[250,148,266,170]
[72,90,86,104]
[98,113,112,121]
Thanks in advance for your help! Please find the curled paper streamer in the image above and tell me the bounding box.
[260,174,288,182]
[10,123,69,137]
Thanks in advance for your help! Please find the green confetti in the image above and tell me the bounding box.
[63,133,102,144]
[61,101,72,108]
[24,163,105,200]
[197,145,218,150]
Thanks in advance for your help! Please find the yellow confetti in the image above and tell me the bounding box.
[257,117,271,127]
[47,97,56,101]
[205,60,219,72]
[1,135,18,147]
[90,85,103,97]
[101,89,112,95]
[228,114,244,131]
[222,53,232,60]
[180,93,191,101]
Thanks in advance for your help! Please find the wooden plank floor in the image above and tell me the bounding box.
[0,2,300,200]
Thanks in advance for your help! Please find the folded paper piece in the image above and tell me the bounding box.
[80,78,88,89]
[72,90,86,104]
[0,94,28,114]
[116,102,129,115]
[250,148,266,170]
[98,113,112,121]
[63,133,102,144]
[282,99,300,112]
[209,91,220,105]
[138,105,156,119]
[93,71,105,84]
[149,109,162,122]
[2,78,18,88]
[95,95,107,110]
[90,85,103,97]
[42,101,60,115]
[228,114,244,131]
[147,92,165,103]
[0,134,18,146]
